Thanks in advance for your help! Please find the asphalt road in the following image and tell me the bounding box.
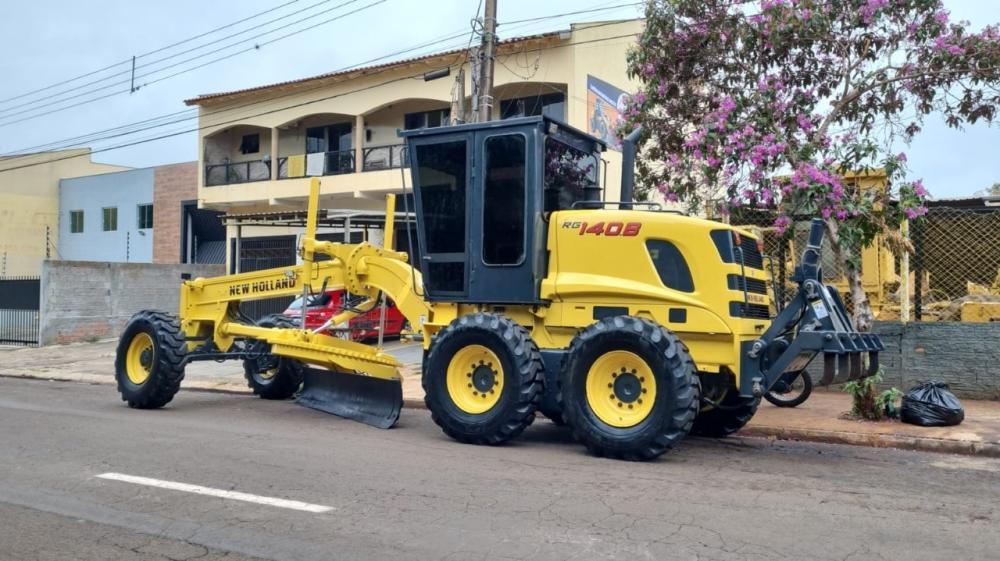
[1,377,998,561]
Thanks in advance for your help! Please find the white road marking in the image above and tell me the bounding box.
[95,472,334,513]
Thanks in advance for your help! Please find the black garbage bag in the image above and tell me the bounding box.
[900,381,965,427]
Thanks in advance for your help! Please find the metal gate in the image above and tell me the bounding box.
[0,276,40,346]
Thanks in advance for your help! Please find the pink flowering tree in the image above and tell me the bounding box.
[623,0,1000,329]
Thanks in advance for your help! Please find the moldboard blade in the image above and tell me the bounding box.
[297,367,402,429]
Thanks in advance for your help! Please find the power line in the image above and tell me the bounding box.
[0,31,643,175]
[0,0,349,117]
[0,0,303,107]
[498,2,644,27]
[1,26,475,156]
[0,0,383,127]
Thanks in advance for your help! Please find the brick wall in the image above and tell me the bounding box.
[39,260,223,345]
[153,162,197,264]
[871,321,1000,399]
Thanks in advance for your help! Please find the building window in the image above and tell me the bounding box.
[239,133,260,154]
[306,123,352,153]
[70,210,84,233]
[102,207,118,232]
[500,92,566,121]
[404,109,450,130]
[137,204,153,229]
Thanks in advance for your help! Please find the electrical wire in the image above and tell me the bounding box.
[0,0,303,107]
[0,0,384,127]
[0,31,645,175]
[0,0,355,117]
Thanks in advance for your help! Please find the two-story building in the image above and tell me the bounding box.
[184,19,643,269]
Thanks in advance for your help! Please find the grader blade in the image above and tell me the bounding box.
[297,367,402,429]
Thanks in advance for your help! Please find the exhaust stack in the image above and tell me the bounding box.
[619,126,642,210]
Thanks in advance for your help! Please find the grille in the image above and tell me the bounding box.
[727,275,768,295]
[737,236,764,269]
[730,301,771,319]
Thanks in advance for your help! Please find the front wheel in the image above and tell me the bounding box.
[764,370,813,408]
[560,316,699,461]
[114,311,187,409]
[243,314,305,400]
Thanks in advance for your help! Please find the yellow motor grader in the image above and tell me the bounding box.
[115,117,881,460]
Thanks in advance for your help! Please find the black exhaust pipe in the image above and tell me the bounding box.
[619,126,642,210]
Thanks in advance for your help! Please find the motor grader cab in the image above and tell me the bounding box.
[114,115,881,461]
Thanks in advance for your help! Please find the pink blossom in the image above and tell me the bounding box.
[773,215,792,234]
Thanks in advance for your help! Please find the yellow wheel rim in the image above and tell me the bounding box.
[585,350,657,428]
[125,332,154,385]
[446,344,504,414]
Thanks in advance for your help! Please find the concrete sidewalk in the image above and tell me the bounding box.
[3,340,999,457]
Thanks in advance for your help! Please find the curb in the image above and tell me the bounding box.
[4,373,997,459]
[738,425,1000,459]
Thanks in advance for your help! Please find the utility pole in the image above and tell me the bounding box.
[477,0,497,122]
[450,68,465,125]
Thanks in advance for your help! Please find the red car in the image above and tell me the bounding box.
[283,289,406,342]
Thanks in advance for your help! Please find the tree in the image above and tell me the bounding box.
[623,0,1000,330]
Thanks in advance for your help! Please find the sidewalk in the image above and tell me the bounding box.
[3,340,999,457]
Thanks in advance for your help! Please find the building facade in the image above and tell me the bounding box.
[184,20,644,267]
[0,149,130,276]
[58,162,224,265]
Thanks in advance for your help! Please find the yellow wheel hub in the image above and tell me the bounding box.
[125,332,155,385]
[585,350,657,428]
[446,344,504,414]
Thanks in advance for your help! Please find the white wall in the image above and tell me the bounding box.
[58,168,155,263]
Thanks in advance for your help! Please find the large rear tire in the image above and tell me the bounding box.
[423,313,544,445]
[560,316,699,461]
[114,310,186,409]
[691,385,759,438]
[243,314,305,400]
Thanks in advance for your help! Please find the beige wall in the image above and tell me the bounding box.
[0,149,130,276]
[192,20,644,215]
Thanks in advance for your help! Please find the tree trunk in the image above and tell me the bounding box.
[824,220,875,332]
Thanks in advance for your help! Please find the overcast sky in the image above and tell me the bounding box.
[0,0,996,198]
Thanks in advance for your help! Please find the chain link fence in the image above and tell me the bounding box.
[731,204,1000,322]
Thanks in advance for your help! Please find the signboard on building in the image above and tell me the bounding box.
[586,75,629,151]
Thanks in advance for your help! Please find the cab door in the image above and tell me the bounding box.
[410,134,471,299]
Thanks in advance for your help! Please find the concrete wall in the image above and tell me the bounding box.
[872,321,1000,399]
[153,162,197,264]
[59,168,154,263]
[0,149,130,276]
[39,260,223,345]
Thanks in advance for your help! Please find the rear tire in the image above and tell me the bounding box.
[560,316,698,461]
[242,314,304,400]
[114,310,186,409]
[691,386,759,438]
[423,313,544,445]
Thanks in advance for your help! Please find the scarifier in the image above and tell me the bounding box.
[114,116,882,460]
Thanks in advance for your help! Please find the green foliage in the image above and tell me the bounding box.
[844,371,901,421]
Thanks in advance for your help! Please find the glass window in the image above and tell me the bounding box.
[646,240,694,292]
[69,210,83,233]
[404,109,450,130]
[415,141,466,253]
[500,92,566,120]
[543,138,598,212]
[102,207,118,232]
[306,123,352,154]
[239,133,260,154]
[137,204,153,229]
[482,135,526,265]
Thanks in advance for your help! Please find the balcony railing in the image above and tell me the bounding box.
[204,147,401,186]
[277,150,355,179]
[362,144,408,171]
[205,160,271,186]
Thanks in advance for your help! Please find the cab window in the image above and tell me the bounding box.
[646,240,694,292]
